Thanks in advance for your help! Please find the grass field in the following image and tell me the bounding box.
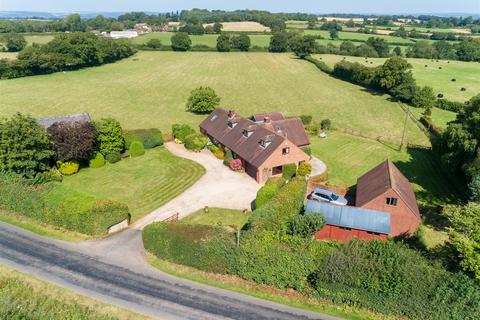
[0,264,148,320]
[410,107,457,129]
[61,147,205,221]
[202,22,270,32]
[309,132,461,205]
[0,51,428,146]
[315,54,480,102]
[182,208,250,228]
[0,51,17,60]
[133,32,272,48]
[24,34,54,45]
[304,29,416,44]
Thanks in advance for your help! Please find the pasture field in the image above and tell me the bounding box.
[133,32,271,48]
[0,264,147,320]
[309,132,460,205]
[202,21,270,32]
[410,107,457,129]
[304,29,416,44]
[315,54,480,102]
[182,208,250,228]
[24,34,54,45]
[0,51,428,146]
[62,147,205,221]
[0,51,17,60]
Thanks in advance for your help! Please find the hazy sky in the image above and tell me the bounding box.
[0,0,479,14]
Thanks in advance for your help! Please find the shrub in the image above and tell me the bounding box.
[229,159,243,171]
[223,148,233,166]
[89,152,105,168]
[304,55,333,74]
[255,177,285,208]
[94,118,124,156]
[214,149,225,159]
[320,119,332,130]
[3,33,27,52]
[435,98,464,112]
[185,86,221,114]
[171,32,192,51]
[172,124,196,142]
[146,38,162,49]
[184,133,208,152]
[301,146,311,156]
[282,163,297,180]
[129,141,145,157]
[296,162,312,176]
[216,33,231,52]
[47,120,97,162]
[288,214,326,237]
[56,161,79,176]
[207,144,219,153]
[299,115,312,125]
[305,123,320,135]
[124,128,163,149]
[105,152,121,164]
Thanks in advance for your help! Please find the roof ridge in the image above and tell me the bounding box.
[386,159,394,189]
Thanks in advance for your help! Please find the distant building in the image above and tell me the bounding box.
[37,112,92,129]
[163,21,180,32]
[200,108,310,183]
[110,30,138,39]
[134,23,152,34]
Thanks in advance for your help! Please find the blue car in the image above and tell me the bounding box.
[310,188,348,206]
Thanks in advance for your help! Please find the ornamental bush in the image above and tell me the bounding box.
[172,124,196,142]
[56,161,80,176]
[89,152,105,168]
[320,119,332,130]
[299,115,312,125]
[282,163,297,180]
[48,120,97,162]
[297,162,312,176]
[229,158,243,171]
[105,152,121,164]
[223,148,233,166]
[184,133,208,152]
[94,118,124,156]
[129,141,145,157]
[255,177,285,208]
[213,149,225,159]
[185,87,220,114]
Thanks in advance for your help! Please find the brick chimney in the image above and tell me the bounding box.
[228,110,236,119]
[263,116,271,123]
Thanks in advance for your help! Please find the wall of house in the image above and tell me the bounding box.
[359,189,421,237]
[257,140,309,183]
[315,225,388,242]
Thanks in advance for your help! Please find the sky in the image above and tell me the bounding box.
[0,0,479,15]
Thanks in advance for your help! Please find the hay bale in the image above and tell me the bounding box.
[452,78,456,82]
[425,65,428,67]
[461,87,466,91]
[439,66,442,69]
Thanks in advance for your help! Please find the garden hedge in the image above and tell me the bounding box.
[282,163,297,180]
[172,124,196,142]
[184,133,208,152]
[255,177,285,209]
[89,152,105,168]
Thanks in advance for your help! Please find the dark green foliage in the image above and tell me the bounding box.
[299,115,312,125]
[329,29,338,40]
[223,148,233,166]
[412,86,436,109]
[304,56,333,74]
[146,38,162,49]
[332,60,375,87]
[172,124,196,142]
[184,133,208,152]
[143,222,237,274]
[129,141,145,157]
[393,46,402,56]
[124,129,163,149]
[89,152,105,168]
[282,163,297,180]
[213,23,223,34]
[288,214,326,237]
[185,86,220,114]
[105,152,121,164]
[375,56,414,91]
[268,32,289,53]
[179,24,205,35]
[301,146,312,156]
[255,177,285,208]
[290,35,317,58]
[366,37,390,57]
[216,34,231,52]
[305,123,320,135]
[320,119,332,130]
[94,118,124,156]
[171,32,192,51]
[436,99,464,112]
[0,113,54,178]
[3,33,27,52]
[231,34,251,52]
[469,176,480,202]
[47,120,97,162]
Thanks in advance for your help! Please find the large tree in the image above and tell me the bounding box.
[171,32,192,51]
[47,121,97,162]
[412,86,436,109]
[366,37,390,57]
[290,35,316,59]
[3,33,27,52]
[0,113,53,177]
[216,34,231,52]
[374,56,414,91]
[186,86,220,114]
[268,32,289,53]
[232,34,251,52]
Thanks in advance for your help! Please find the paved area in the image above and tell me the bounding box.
[311,156,327,176]
[132,142,261,230]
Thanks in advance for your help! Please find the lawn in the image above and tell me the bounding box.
[315,54,480,102]
[202,22,270,32]
[182,208,250,228]
[410,107,457,129]
[0,51,428,146]
[61,147,205,221]
[309,131,461,205]
[133,32,272,48]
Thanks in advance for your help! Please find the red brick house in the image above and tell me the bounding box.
[356,160,421,237]
[200,108,310,183]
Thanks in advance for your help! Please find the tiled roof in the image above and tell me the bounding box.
[37,112,92,129]
[252,112,285,122]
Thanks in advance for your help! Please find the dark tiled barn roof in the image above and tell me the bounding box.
[37,112,91,129]
[200,108,307,168]
[269,118,310,147]
[252,112,285,122]
[356,160,420,217]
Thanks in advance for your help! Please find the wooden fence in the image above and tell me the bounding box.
[163,212,179,223]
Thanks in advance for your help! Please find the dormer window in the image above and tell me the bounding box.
[228,120,237,129]
[259,139,272,148]
[243,129,253,138]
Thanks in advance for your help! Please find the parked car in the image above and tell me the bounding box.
[310,188,348,206]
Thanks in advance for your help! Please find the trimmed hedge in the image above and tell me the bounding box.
[282,163,297,180]
[124,128,163,150]
[129,141,145,157]
[89,152,105,168]
[304,55,333,74]
[297,162,312,177]
[435,99,464,112]
[172,124,196,142]
[56,161,79,176]
[105,152,121,164]
[184,133,208,152]
[255,177,285,209]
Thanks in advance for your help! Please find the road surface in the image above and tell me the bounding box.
[0,222,339,320]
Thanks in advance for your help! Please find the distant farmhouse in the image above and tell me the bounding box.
[200,108,310,183]
[110,30,138,39]
[306,160,421,241]
[37,112,92,129]
[134,23,152,34]
[163,22,180,32]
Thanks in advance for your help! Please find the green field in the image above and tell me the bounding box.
[310,132,460,205]
[61,147,205,221]
[0,51,428,146]
[304,29,416,44]
[24,34,55,45]
[410,107,457,128]
[182,208,250,228]
[134,32,271,48]
[0,52,17,60]
[315,54,480,102]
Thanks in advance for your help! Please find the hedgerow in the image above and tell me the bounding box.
[255,177,285,208]
[172,124,196,142]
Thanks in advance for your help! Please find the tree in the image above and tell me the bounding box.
[340,41,356,55]
[290,35,316,59]
[94,118,124,156]
[329,29,338,40]
[186,87,220,114]
[443,204,480,280]
[0,113,53,178]
[146,38,162,49]
[232,34,251,52]
[375,56,414,91]
[468,176,480,202]
[216,34,231,52]
[393,46,403,56]
[366,37,390,57]
[47,121,97,162]
[390,79,417,102]
[268,32,289,53]
[65,14,86,32]
[171,32,191,51]
[412,86,436,109]
[213,23,223,34]
[3,33,27,52]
